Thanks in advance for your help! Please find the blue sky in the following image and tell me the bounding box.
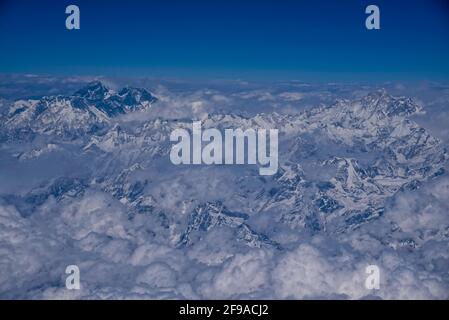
[0,0,448,80]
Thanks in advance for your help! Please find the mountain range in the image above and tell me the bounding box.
[0,81,448,299]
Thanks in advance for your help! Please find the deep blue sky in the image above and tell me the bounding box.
[0,0,448,81]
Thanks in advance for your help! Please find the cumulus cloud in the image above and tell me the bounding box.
[199,250,273,299]
[279,92,304,101]
[1,175,448,300]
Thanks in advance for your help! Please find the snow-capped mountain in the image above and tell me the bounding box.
[1,81,157,140]
[1,81,448,299]
[3,84,447,241]
[74,81,158,116]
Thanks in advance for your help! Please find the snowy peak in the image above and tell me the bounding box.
[74,81,158,116]
[74,81,111,101]
[2,82,159,140]
[359,90,422,117]
[117,87,158,106]
[106,86,158,114]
